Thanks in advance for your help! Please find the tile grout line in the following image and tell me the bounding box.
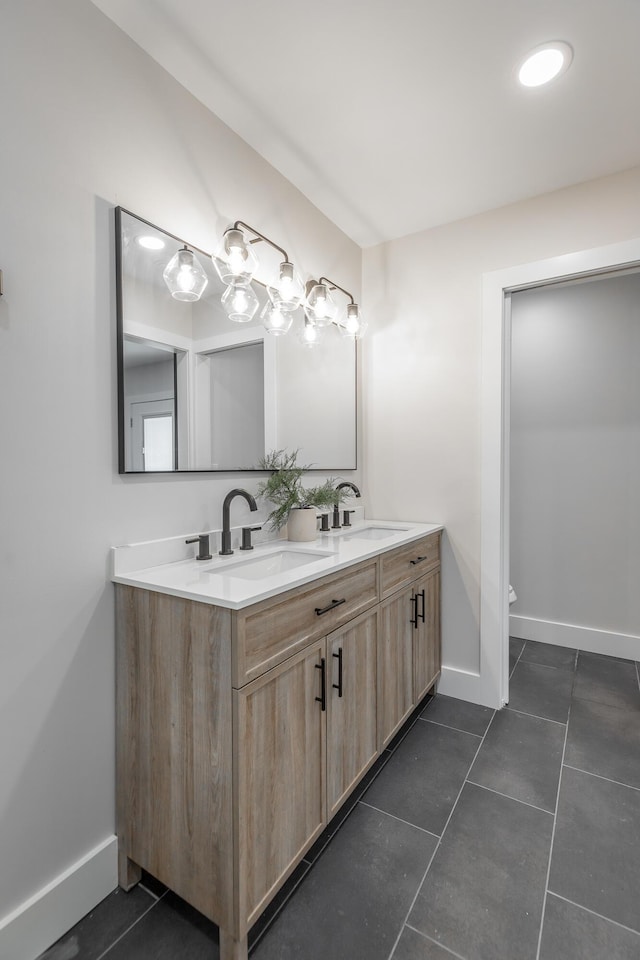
[466,778,555,816]
[535,691,572,960]
[562,763,640,793]
[137,882,161,902]
[357,799,441,839]
[418,715,483,737]
[504,705,568,726]
[571,692,640,713]
[404,922,469,959]
[94,889,169,960]
[545,890,640,939]
[385,707,498,960]
[509,638,525,678]
[519,659,575,672]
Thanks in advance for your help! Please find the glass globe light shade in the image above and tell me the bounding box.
[303,282,337,327]
[261,298,294,336]
[213,228,259,284]
[267,261,304,310]
[162,246,208,302]
[339,303,368,339]
[221,281,259,323]
[298,318,324,348]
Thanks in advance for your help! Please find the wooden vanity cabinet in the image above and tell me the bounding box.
[233,559,378,685]
[325,609,378,818]
[379,532,440,600]
[115,589,236,928]
[413,567,441,702]
[378,585,415,746]
[378,533,442,746]
[116,532,440,960]
[235,638,327,928]
[235,606,379,928]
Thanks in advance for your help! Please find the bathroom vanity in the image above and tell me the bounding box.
[113,521,441,960]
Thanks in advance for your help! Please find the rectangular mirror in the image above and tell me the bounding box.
[116,208,357,473]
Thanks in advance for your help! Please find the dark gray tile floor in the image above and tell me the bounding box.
[40,640,640,960]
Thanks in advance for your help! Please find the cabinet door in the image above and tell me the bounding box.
[326,609,378,817]
[235,638,326,930]
[378,587,415,748]
[414,568,441,702]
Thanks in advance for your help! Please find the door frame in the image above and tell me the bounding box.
[480,237,640,708]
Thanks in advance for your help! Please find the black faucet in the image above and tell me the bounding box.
[332,481,361,529]
[220,488,258,555]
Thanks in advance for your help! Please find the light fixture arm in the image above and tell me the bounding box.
[319,276,356,305]
[233,221,291,265]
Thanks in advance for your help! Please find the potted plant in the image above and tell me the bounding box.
[256,449,349,541]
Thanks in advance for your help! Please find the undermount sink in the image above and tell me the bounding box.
[206,548,335,581]
[339,525,409,542]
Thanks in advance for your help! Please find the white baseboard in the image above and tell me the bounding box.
[437,664,500,709]
[509,615,640,661]
[0,836,118,960]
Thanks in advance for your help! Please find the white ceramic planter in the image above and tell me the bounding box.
[286,507,318,542]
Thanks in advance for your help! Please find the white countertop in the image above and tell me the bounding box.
[111,520,443,610]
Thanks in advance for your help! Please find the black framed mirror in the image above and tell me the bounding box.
[115,208,357,473]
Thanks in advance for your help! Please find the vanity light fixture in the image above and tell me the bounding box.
[517,41,573,87]
[303,280,338,327]
[341,303,368,340]
[260,298,294,336]
[298,317,324,348]
[214,220,305,334]
[162,245,208,301]
[221,279,260,323]
[213,227,259,284]
[267,260,304,311]
[213,219,367,341]
[319,276,367,340]
[213,222,303,310]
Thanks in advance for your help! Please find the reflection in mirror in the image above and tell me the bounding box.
[116,208,357,473]
[123,340,177,471]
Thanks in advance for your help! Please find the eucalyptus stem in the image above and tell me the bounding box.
[255,448,349,530]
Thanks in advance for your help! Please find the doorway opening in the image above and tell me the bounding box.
[480,238,640,709]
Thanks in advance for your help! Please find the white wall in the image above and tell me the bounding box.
[210,343,265,469]
[0,1,360,954]
[363,166,640,696]
[509,272,640,653]
[125,357,175,397]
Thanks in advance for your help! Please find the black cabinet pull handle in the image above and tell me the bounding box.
[315,658,326,711]
[418,588,426,623]
[410,556,427,566]
[332,648,343,697]
[410,594,418,628]
[315,598,346,616]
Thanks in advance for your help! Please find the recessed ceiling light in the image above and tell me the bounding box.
[517,41,573,87]
[137,235,165,250]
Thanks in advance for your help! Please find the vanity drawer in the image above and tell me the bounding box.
[380,533,440,599]
[233,559,378,686]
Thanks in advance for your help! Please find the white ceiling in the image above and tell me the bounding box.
[91,0,640,247]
